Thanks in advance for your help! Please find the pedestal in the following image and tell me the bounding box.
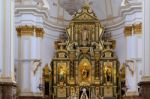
[123,91,141,99]
[0,82,16,99]
[123,95,142,99]
[18,96,43,99]
[18,93,43,99]
[138,81,150,99]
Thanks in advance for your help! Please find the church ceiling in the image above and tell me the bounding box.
[45,0,122,25]
[48,0,123,21]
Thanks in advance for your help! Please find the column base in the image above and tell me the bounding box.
[123,95,142,99]
[138,79,150,99]
[0,81,17,99]
[18,96,43,99]
[18,92,43,99]
[123,91,141,99]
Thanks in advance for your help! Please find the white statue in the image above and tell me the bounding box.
[33,59,41,75]
[124,60,137,93]
[80,88,88,99]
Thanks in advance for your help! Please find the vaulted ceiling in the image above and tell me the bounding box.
[91,0,122,20]
[44,0,122,20]
[15,0,142,27]
[58,0,123,21]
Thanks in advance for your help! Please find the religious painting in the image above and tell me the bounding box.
[79,58,91,85]
[57,62,68,82]
[104,61,113,84]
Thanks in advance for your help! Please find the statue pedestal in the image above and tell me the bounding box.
[123,91,141,99]
[138,81,150,99]
[0,81,16,99]
[18,92,43,99]
[18,96,43,99]
[123,95,142,99]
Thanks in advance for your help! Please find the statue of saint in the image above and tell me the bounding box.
[106,69,112,82]
[81,65,89,80]
[59,66,66,81]
[81,28,89,46]
[80,88,89,99]
[83,29,88,41]
[104,66,112,83]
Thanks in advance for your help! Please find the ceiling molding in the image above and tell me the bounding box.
[15,4,65,31]
[15,2,142,33]
[120,2,142,17]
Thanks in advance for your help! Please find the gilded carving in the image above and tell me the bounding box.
[133,22,142,34]
[43,64,51,82]
[124,25,132,37]
[16,25,34,36]
[120,63,126,81]
[35,27,44,37]
[79,59,91,85]
[16,25,44,38]
[47,4,120,99]
[104,62,113,84]
[124,22,142,37]
[58,62,68,82]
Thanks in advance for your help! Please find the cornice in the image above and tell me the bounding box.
[103,17,125,31]
[15,4,127,32]
[15,3,142,34]
[15,4,66,32]
[120,2,142,17]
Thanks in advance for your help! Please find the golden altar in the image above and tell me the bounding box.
[43,4,120,99]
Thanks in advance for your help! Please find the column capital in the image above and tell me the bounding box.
[35,27,44,38]
[16,25,44,38]
[133,22,142,34]
[124,25,132,37]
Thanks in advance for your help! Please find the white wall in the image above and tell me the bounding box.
[41,27,62,66]
[111,27,126,65]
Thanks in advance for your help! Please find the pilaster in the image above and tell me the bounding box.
[16,25,44,99]
[0,0,16,99]
[138,0,150,99]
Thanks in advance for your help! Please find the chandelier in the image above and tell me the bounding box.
[59,0,93,15]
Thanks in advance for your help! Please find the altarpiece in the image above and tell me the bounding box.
[43,4,120,99]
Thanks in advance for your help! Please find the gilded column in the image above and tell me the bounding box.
[16,25,44,99]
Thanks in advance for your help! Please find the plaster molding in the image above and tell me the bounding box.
[141,76,150,82]
[15,59,41,62]
[44,33,60,40]
[15,4,65,32]
[126,91,139,96]
[120,2,142,17]
[15,2,142,36]
[15,3,127,32]
[19,92,43,97]
[0,77,16,83]
[103,17,125,31]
